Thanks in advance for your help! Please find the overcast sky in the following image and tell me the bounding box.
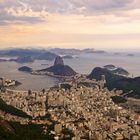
[0,0,140,50]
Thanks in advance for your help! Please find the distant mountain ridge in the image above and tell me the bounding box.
[0,48,107,60]
[0,49,58,62]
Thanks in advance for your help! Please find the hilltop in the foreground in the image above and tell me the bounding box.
[0,75,139,140]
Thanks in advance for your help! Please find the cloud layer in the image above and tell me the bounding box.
[0,0,140,25]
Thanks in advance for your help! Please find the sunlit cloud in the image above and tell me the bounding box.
[0,0,140,49]
[0,0,140,25]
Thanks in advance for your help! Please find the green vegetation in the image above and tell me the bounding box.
[0,121,54,140]
[0,98,31,118]
[111,96,127,104]
[107,78,140,98]
[60,83,72,90]
[0,118,75,140]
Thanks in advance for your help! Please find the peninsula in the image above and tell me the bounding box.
[33,56,77,78]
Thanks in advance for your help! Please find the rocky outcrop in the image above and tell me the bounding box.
[54,56,64,66]
[45,65,76,77]
[38,56,76,77]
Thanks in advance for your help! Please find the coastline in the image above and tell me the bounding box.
[31,71,76,79]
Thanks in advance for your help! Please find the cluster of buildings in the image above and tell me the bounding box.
[0,75,139,140]
[0,78,16,87]
[47,76,140,140]
[0,89,47,118]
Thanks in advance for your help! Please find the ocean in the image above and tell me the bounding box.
[0,52,140,90]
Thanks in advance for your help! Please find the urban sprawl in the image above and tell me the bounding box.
[0,75,140,140]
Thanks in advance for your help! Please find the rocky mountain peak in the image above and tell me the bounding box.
[54,56,64,66]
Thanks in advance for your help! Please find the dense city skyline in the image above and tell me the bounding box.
[0,0,140,49]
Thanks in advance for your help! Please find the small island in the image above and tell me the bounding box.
[18,66,33,73]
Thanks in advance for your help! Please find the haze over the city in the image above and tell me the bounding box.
[0,0,140,50]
